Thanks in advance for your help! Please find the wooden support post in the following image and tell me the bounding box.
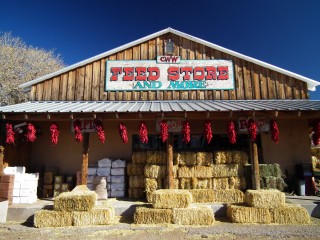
[81,133,90,185]
[251,141,260,190]
[0,146,4,176]
[167,134,174,189]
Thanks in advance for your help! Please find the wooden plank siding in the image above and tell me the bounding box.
[29,33,309,102]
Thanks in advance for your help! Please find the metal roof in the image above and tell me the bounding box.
[19,27,320,91]
[0,100,320,114]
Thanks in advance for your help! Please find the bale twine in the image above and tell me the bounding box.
[227,204,271,224]
[132,151,147,164]
[189,189,215,203]
[34,210,73,228]
[153,189,192,209]
[214,189,245,203]
[127,163,145,176]
[196,152,213,166]
[245,189,285,208]
[134,206,173,224]
[173,205,215,225]
[269,204,311,224]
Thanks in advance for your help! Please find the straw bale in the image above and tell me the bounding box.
[163,178,179,189]
[189,189,214,203]
[72,185,90,192]
[179,178,192,189]
[196,152,213,166]
[147,151,166,164]
[54,191,97,211]
[178,166,194,178]
[128,188,145,199]
[229,176,246,190]
[232,151,249,164]
[259,164,282,178]
[214,151,232,164]
[134,206,173,224]
[34,210,73,228]
[264,176,278,189]
[127,163,145,176]
[173,205,214,225]
[72,207,115,226]
[174,152,183,165]
[145,178,162,192]
[129,176,145,188]
[269,204,311,224]
[212,164,242,178]
[214,189,245,203]
[144,164,166,178]
[146,191,155,203]
[212,177,229,190]
[153,189,192,209]
[227,204,271,223]
[192,166,213,178]
[276,177,287,191]
[191,178,212,189]
[245,189,285,208]
[184,152,197,166]
[132,151,147,164]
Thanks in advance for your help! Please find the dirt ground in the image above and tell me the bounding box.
[1,217,320,240]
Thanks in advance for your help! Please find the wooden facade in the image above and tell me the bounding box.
[29,33,309,102]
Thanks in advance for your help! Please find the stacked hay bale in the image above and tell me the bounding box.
[34,186,115,227]
[227,189,310,224]
[244,163,286,191]
[134,189,214,225]
[128,152,147,199]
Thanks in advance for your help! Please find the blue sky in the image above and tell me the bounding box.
[1,0,320,99]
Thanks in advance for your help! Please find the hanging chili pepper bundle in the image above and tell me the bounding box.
[6,123,15,144]
[139,121,148,144]
[182,120,191,144]
[203,120,213,144]
[160,120,168,143]
[95,120,105,144]
[25,123,37,142]
[119,123,128,144]
[270,120,280,144]
[73,119,83,142]
[248,119,257,142]
[313,120,320,146]
[227,121,237,144]
[50,123,60,145]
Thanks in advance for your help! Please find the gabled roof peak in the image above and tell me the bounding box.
[19,27,319,91]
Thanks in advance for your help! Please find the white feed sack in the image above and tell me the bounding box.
[111,168,126,176]
[110,191,125,198]
[3,166,26,175]
[111,176,125,183]
[112,159,126,168]
[88,167,98,176]
[97,167,111,176]
[98,158,112,168]
[87,175,95,184]
[110,183,125,191]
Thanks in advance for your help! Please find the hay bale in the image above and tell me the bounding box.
[34,210,73,228]
[174,152,184,165]
[189,189,214,203]
[192,166,213,178]
[212,177,229,190]
[184,152,197,166]
[129,176,145,188]
[276,177,287,191]
[178,166,194,178]
[173,205,214,225]
[232,151,249,164]
[259,164,282,178]
[54,191,97,211]
[163,178,179,189]
[128,188,145,199]
[147,151,166,164]
[196,152,213,166]
[153,189,192,209]
[214,151,232,164]
[127,163,145,176]
[191,178,212,189]
[132,152,147,164]
[214,189,244,203]
[269,204,311,224]
[134,206,173,224]
[227,204,271,223]
[144,164,166,178]
[72,207,115,226]
[145,178,162,192]
[264,176,278,189]
[212,164,242,178]
[146,191,155,203]
[179,178,192,189]
[245,189,285,208]
[229,176,246,190]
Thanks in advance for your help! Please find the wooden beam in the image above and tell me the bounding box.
[167,134,174,189]
[81,133,90,185]
[251,141,260,190]
[0,146,4,177]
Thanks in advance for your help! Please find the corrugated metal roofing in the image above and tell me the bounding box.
[0,100,320,114]
[19,27,320,91]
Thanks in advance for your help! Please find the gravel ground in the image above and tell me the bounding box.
[1,217,320,240]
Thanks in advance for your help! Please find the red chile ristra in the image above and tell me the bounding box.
[119,123,128,144]
[73,119,83,143]
[50,123,60,145]
[25,123,37,142]
[204,120,213,144]
[227,121,237,144]
[160,120,169,143]
[139,121,148,144]
[182,121,191,144]
[6,123,15,145]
